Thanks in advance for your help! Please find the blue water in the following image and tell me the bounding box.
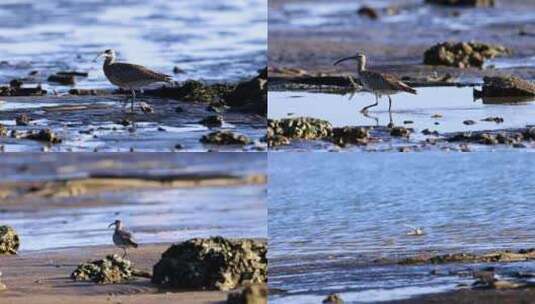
[269,153,535,303]
[0,0,266,91]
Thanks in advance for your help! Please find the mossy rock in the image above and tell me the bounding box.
[71,254,134,284]
[268,117,333,144]
[0,225,20,255]
[200,131,250,145]
[227,283,268,304]
[323,293,344,304]
[423,41,509,68]
[152,237,267,291]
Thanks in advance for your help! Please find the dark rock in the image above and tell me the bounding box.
[481,116,504,123]
[199,115,224,128]
[173,66,185,74]
[71,254,134,284]
[423,42,509,68]
[201,131,250,145]
[265,135,290,147]
[174,143,184,150]
[56,71,88,77]
[225,68,267,116]
[357,6,379,19]
[15,114,31,126]
[26,129,62,144]
[151,237,267,291]
[175,106,184,113]
[68,88,108,96]
[331,126,369,147]
[48,74,75,85]
[9,79,23,88]
[116,118,132,127]
[477,76,535,98]
[463,120,476,125]
[425,0,495,7]
[227,283,268,304]
[323,293,344,304]
[0,85,46,96]
[0,225,20,255]
[422,129,439,136]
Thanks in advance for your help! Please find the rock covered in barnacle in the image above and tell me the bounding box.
[0,225,20,255]
[323,293,344,304]
[267,117,332,147]
[71,254,134,284]
[330,127,370,147]
[425,0,495,7]
[152,237,267,291]
[423,42,510,68]
[476,76,535,98]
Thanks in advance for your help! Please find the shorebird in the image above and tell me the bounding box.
[404,224,425,236]
[334,52,417,114]
[93,49,172,111]
[108,220,138,258]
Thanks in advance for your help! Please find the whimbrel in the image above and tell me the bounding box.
[94,49,172,111]
[109,220,138,258]
[334,52,417,114]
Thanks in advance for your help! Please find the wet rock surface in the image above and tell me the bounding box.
[71,254,135,284]
[15,113,31,126]
[476,76,535,98]
[0,83,46,96]
[0,225,20,255]
[423,42,510,68]
[225,68,267,116]
[200,115,224,128]
[151,237,267,291]
[323,293,344,304]
[398,249,535,265]
[330,126,370,146]
[200,131,250,145]
[227,283,268,304]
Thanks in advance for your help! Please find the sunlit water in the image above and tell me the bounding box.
[0,0,267,91]
[270,0,535,33]
[269,153,535,303]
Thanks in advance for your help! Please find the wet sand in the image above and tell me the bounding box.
[390,289,535,304]
[269,0,535,80]
[0,244,227,304]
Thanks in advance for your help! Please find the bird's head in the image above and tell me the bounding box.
[108,219,121,228]
[93,49,117,62]
[334,52,366,66]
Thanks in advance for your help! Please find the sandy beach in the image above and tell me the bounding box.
[0,244,228,304]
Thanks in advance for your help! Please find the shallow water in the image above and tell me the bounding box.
[269,88,535,150]
[0,0,267,90]
[268,153,535,303]
[0,153,267,251]
[270,0,535,34]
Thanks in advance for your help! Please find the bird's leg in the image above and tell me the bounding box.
[387,96,395,127]
[122,248,127,258]
[131,89,136,112]
[361,94,379,113]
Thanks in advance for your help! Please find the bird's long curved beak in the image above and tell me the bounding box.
[93,52,105,63]
[334,55,358,66]
[108,222,115,228]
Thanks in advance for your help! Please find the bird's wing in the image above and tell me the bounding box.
[110,63,172,83]
[119,230,138,247]
[381,73,417,94]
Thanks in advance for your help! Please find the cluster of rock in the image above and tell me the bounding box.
[71,254,135,284]
[267,117,411,148]
[0,80,46,96]
[423,42,510,68]
[146,67,267,116]
[446,128,535,146]
[398,249,535,265]
[0,225,19,255]
[151,237,267,291]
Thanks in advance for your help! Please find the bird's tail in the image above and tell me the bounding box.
[129,240,139,248]
[399,82,417,95]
